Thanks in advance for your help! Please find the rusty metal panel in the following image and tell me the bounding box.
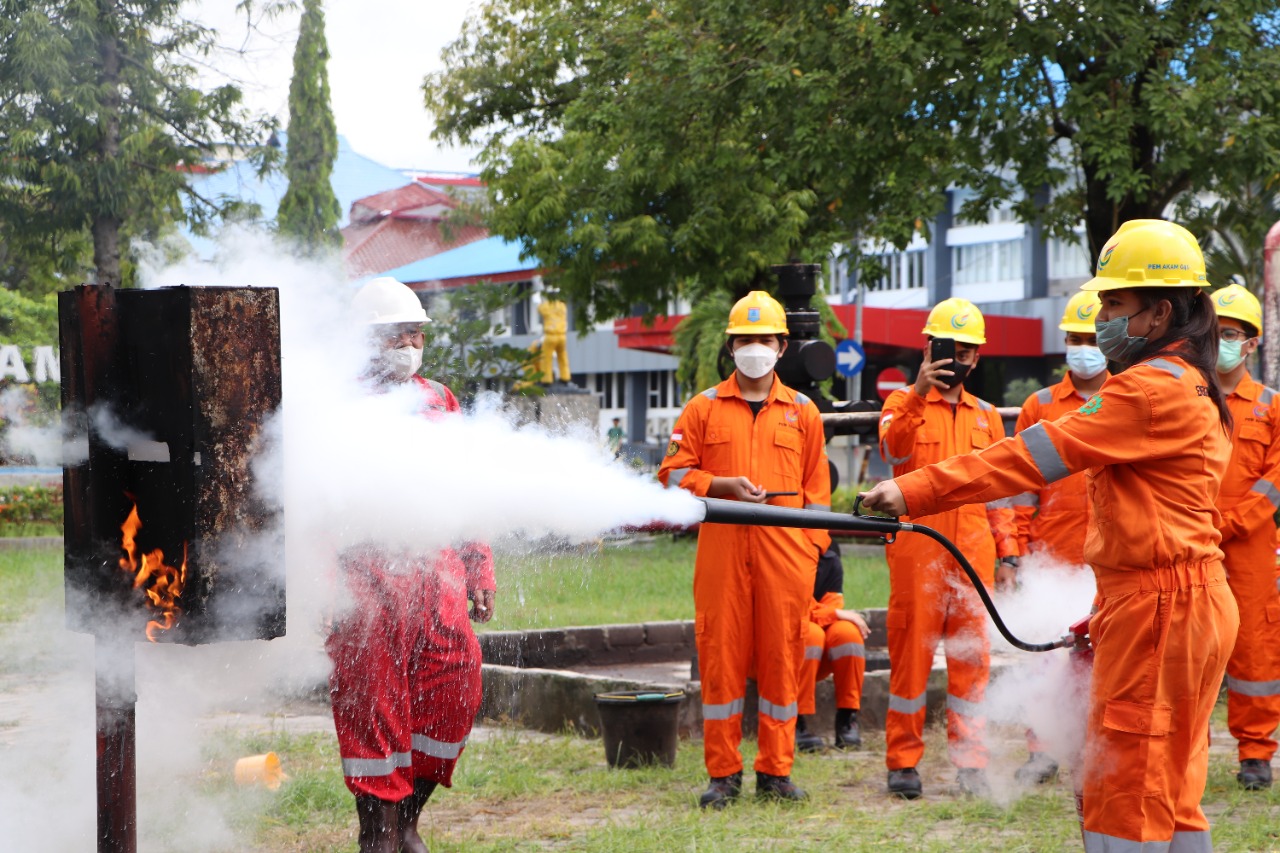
[60,285,285,644]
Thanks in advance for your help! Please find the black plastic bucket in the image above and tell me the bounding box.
[594,690,685,769]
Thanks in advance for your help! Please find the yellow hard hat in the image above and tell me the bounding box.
[1059,291,1102,333]
[1080,219,1208,292]
[922,297,986,345]
[1211,283,1263,335]
[726,290,788,335]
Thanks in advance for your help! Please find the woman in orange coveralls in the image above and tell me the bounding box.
[861,219,1239,853]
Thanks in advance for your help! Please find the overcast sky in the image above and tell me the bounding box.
[195,0,484,173]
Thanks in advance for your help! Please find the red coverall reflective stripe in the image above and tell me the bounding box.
[328,376,495,800]
[878,385,1016,772]
[798,592,865,715]
[1013,372,1106,566]
[658,373,831,778]
[1218,376,1280,764]
[895,356,1238,851]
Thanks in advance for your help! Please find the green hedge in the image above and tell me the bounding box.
[0,483,63,536]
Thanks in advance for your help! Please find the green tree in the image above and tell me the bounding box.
[277,0,341,250]
[0,0,268,287]
[420,282,539,405]
[427,0,1280,316]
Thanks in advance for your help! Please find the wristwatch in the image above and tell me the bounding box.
[1000,556,1020,569]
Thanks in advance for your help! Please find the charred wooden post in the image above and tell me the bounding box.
[60,284,285,853]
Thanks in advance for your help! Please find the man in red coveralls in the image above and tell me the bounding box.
[327,277,496,853]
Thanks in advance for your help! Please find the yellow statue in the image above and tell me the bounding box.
[537,294,570,383]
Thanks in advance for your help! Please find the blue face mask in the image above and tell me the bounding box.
[1064,345,1107,380]
[1095,308,1150,365]
[1217,339,1245,373]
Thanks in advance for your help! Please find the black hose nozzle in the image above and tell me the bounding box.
[694,497,1062,653]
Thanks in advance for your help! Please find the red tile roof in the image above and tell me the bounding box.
[342,216,489,278]
[349,182,456,224]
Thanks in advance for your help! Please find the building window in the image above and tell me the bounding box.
[954,240,1023,286]
[648,370,674,410]
[866,250,926,292]
[1049,236,1090,280]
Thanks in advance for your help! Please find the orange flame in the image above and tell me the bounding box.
[118,500,187,642]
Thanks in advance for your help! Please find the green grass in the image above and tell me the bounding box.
[195,718,1280,853]
[485,536,890,631]
[0,542,61,624]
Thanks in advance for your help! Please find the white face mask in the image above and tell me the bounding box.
[379,346,423,382]
[733,343,779,380]
[1064,344,1107,380]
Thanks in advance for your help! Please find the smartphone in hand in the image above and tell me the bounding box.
[929,336,956,365]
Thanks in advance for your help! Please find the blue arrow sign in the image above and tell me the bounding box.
[835,339,865,377]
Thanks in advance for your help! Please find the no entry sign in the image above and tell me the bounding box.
[876,367,909,400]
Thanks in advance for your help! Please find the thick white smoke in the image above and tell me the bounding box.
[0,228,702,850]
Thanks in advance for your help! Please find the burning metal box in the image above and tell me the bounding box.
[60,285,285,645]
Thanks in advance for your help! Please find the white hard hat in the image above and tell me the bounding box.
[352,277,429,325]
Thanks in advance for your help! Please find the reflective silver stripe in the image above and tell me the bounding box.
[804,645,823,660]
[1036,387,1053,404]
[880,438,911,466]
[1250,478,1280,510]
[805,503,830,511]
[978,399,994,411]
[1021,423,1069,484]
[701,388,718,400]
[1226,675,1280,698]
[758,697,798,722]
[703,697,745,720]
[1146,358,1185,378]
[412,733,467,760]
[947,693,983,719]
[668,468,690,488]
[987,497,1016,509]
[796,392,811,406]
[1260,386,1277,405]
[1007,492,1039,508]
[1169,831,1212,853]
[828,642,864,660]
[888,691,926,715]
[1083,830,1171,852]
[342,751,412,778]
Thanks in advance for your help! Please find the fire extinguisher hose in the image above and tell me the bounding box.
[696,497,1068,653]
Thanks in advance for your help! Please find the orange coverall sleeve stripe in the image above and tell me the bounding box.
[897,358,1227,573]
[657,393,715,496]
[1219,382,1280,543]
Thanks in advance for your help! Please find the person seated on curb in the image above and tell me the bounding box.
[796,543,869,753]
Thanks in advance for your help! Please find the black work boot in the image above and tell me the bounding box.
[1014,752,1060,785]
[354,796,399,853]
[833,708,861,750]
[396,780,438,853]
[1238,758,1273,790]
[887,767,922,799]
[756,771,808,802]
[956,767,991,798]
[698,772,742,810]
[795,715,826,753]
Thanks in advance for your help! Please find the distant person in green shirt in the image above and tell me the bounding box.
[606,418,625,458]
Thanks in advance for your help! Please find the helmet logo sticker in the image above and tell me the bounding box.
[1077,303,1097,321]
[747,308,760,323]
[951,313,970,329]
[1218,292,1237,306]
[1097,244,1116,270]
